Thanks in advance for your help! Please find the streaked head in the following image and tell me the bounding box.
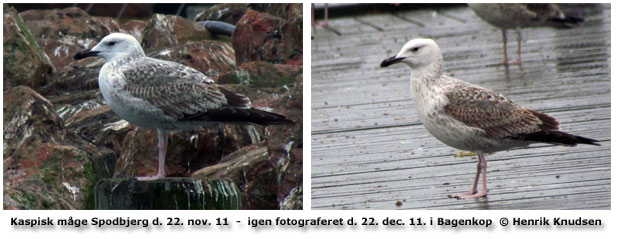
[74,33,144,61]
[380,38,442,68]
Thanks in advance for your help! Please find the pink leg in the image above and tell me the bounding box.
[449,153,489,199]
[311,3,316,27]
[502,28,509,64]
[488,29,520,66]
[320,3,329,27]
[312,3,341,36]
[136,129,167,181]
[513,27,522,64]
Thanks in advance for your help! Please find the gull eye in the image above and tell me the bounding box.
[410,47,420,52]
[107,41,116,46]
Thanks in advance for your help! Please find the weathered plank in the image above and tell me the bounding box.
[311,4,610,209]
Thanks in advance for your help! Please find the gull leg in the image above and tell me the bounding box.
[313,3,341,36]
[449,153,488,199]
[501,28,509,65]
[137,129,167,181]
[504,27,521,66]
[512,27,522,65]
[311,3,316,27]
[488,29,511,66]
[320,3,329,27]
[479,153,488,196]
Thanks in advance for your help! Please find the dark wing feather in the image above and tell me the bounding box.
[443,85,558,139]
[179,86,294,125]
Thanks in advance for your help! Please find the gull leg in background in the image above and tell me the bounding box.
[501,28,509,65]
[469,3,583,67]
[312,3,341,36]
[311,3,315,27]
[312,3,329,27]
[489,28,522,66]
[322,3,330,27]
[514,26,522,64]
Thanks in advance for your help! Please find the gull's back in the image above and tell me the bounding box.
[468,3,583,30]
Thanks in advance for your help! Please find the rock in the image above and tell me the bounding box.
[141,14,211,50]
[3,7,55,90]
[279,8,302,65]
[19,7,122,70]
[64,105,129,148]
[3,86,106,210]
[84,3,154,19]
[265,74,303,210]
[119,19,149,41]
[265,3,303,21]
[280,186,302,210]
[4,143,92,209]
[233,8,302,65]
[18,7,148,74]
[149,40,236,81]
[232,10,282,65]
[3,86,63,157]
[192,143,279,209]
[95,178,241,209]
[218,61,301,87]
[11,3,154,19]
[194,3,251,25]
[192,143,268,180]
[39,61,101,98]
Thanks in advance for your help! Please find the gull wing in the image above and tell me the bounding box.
[443,84,559,139]
[120,57,292,125]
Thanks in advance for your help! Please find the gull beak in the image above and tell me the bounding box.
[74,49,100,60]
[380,56,405,68]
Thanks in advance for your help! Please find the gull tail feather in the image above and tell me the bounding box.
[549,15,585,28]
[180,108,295,126]
[516,130,600,146]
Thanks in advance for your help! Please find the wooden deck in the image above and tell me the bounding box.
[311,4,611,209]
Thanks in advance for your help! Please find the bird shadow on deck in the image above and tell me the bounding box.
[311,4,610,210]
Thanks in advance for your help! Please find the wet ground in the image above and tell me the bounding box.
[311,4,610,209]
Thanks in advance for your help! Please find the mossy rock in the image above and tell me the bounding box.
[3,7,54,89]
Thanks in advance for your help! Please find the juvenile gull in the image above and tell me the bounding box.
[468,3,584,65]
[380,38,599,199]
[74,33,293,180]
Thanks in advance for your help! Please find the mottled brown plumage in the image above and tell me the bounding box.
[442,83,597,147]
[443,84,553,139]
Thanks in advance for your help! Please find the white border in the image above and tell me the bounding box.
[1,0,614,238]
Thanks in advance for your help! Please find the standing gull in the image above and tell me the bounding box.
[468,3,584,65]
[74,33,294,180]
[380,38,599,199]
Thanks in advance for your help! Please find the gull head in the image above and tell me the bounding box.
[380,38,442,69]
[74,33,145,61]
